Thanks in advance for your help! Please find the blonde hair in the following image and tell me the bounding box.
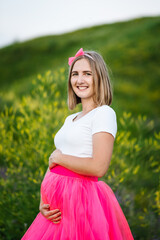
[67,50,113,110]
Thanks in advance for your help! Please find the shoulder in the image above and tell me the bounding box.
[94,105,117,119]
[92,105,117,138]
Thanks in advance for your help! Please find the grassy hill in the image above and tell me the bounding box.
[0,16,160,128]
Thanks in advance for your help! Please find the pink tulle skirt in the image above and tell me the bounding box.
[21,165,134,240]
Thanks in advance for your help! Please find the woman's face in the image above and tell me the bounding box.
[70,58,95,102]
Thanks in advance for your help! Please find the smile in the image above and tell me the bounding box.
[77,86,88,90]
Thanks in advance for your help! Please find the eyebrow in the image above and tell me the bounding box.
[71,70,92,73]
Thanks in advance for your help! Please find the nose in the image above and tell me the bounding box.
[77,74,85,84]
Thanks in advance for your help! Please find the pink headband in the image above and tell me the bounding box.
[68,48,94,66]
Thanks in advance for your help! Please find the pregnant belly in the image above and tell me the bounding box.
[41,165,98,212]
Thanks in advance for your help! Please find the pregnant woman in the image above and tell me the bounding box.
[21,48,134,239]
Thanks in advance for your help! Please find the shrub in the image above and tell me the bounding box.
[0,69,159,240]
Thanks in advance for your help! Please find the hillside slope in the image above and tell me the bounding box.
[0,16,160,124]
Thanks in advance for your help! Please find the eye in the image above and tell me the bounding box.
[86,72,91,76]
[71,73,78,76]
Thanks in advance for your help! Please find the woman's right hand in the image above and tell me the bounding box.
[39,203,62,224]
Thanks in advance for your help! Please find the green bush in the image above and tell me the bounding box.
[0,69,159,240]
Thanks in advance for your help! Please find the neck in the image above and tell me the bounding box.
[81,99,98,114]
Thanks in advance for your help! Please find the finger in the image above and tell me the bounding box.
[52,218,61,224]
[40,206,50,214]
[48,215,62,222]
[53,221,60,224]
[50,209,61,215]
[42,204,50,209]
[53,216,62,221]
[47,212,61,220]
[53,215,62,221]
[44,209,61,217]
[47,210,61,218]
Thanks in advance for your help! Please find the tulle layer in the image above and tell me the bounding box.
[21,166,134,240]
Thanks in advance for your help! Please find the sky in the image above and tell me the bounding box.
[0,0,160,48]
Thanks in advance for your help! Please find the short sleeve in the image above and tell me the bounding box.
[91,106,117,139]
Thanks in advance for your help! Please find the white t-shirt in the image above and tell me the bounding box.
[54,105,117,158]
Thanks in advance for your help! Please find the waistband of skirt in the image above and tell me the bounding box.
[50,165,98,182]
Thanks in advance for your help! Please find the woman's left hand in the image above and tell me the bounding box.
[49,149,62,169]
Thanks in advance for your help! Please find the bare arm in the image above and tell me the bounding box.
[39,167,50,207]
[53,132,115,178]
